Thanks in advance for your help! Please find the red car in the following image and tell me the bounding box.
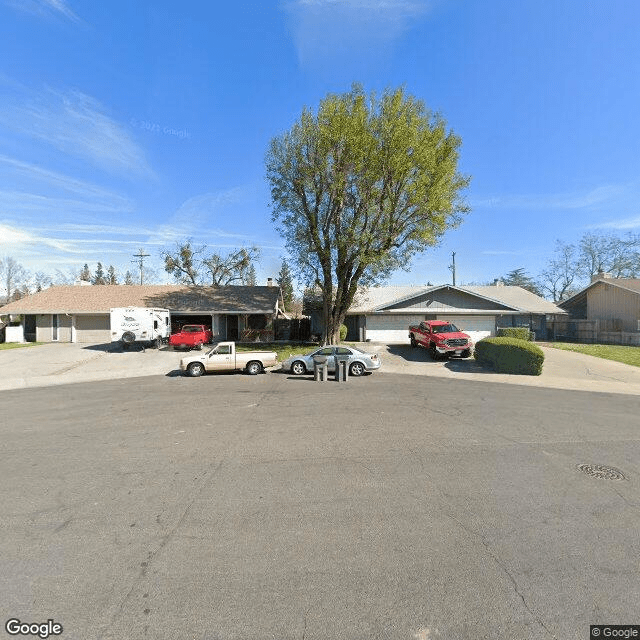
[169,324,213,350]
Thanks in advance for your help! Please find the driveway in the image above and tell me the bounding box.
[2,341,640,395]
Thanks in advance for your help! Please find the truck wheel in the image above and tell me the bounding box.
[429,344,440,360]
[349,362,365,377]
[246,361,262,375]
[187,362,205,377]
[291,361,306,375]
[462,348,472,358]
[410,335,417,348]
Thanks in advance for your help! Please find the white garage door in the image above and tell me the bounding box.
[439,315,496,344]
[75,314,111,344]
[366,314,425,342]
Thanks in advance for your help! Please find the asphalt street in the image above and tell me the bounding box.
[1,371,639,640]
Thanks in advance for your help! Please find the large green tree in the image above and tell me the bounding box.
[276,259,295,307]
[266,85,470,343]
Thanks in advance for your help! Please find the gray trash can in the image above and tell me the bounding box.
[334,356,349,382]
[312,355,328,382]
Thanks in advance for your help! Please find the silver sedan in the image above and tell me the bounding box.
[283,345,382,377]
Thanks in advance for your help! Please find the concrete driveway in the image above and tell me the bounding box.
[1,341,640,395]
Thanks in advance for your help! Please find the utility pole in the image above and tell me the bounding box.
[449,251,456,286]
[132,248,150,285]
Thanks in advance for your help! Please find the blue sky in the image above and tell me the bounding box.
[1,0,639,291]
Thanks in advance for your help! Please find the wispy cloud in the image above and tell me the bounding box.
[0,85,152,177]
[3,0,80,22]
[470,184,629,211]
[588,216,640,230]
[283,0,431,68]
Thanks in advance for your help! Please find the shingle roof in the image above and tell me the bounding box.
[348,284,564,314]
[0,285,280,315]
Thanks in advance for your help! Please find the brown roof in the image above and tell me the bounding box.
[0,285,280,315]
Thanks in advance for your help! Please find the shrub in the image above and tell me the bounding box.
[339,324,348,341]
[496,327,534,341]
[474,337,544,375]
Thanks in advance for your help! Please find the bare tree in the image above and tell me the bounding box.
[577,232,640,279]
[162,241,260,287]
[1,257,30,300]
[538,241,579,301]
[202,246,260,286]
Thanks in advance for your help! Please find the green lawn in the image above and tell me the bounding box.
[0,342,42,351]
[546,342,640,368]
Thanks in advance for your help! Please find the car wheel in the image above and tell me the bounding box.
[349,362,365,377]
[246,361,262,375]
[291,361,307,375]
[462,348,472,358]
[187,362,205,377]
[410,335,417,348]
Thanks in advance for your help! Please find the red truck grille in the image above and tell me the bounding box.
[445,338,468,347]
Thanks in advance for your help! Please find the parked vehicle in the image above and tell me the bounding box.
[283,345,381,377]
[169,324,213,350]
[110,307,171,350]
[180,341,278,377]
[409,320,473,359]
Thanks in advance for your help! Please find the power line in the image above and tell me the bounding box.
[132,248,150,285]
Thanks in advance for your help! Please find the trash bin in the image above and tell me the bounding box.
[312,355,328,382]
[334,356,349,382]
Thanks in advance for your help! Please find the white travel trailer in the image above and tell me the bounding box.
[110,307,171,349]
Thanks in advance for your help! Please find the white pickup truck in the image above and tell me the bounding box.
[180,341,278,377]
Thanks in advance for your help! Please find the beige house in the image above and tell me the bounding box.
[558,275,640,343]
[0,284,283,344]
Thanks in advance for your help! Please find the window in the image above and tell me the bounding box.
[335,347,352,355]
[317,347,333,356]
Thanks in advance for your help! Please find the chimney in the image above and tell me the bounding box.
[591,271,611,283]
[266,278,274,287]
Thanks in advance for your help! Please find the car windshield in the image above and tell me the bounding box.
[183,326,201,332]
[435,324,459,333]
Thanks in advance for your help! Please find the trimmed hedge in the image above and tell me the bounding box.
[474,337,544,375]
[496,327,534,341]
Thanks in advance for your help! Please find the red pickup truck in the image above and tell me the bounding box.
[409,320,473,359]
[169,324,213,350]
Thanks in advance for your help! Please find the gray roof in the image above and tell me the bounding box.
[348,284,565,314]
[0,285,281,315]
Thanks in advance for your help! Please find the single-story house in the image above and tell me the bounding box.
[307,283,565,343]
[0,283,283,344]
[557,274,640,343]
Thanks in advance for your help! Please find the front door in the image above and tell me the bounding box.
[226,315,239,341]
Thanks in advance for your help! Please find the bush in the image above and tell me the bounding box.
[474,337,544,375]
[496,327,534,341]
[339,324,348,342]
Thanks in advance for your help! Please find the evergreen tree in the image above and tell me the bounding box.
[92,262,106,285]
[276,259,294,306]
[79,263,91,282]
[124,271,135,285]
[107,265,118,285]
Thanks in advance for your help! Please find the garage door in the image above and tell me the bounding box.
[439,315,495,344]
[366,314,425,343]
[75,314,111,344]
